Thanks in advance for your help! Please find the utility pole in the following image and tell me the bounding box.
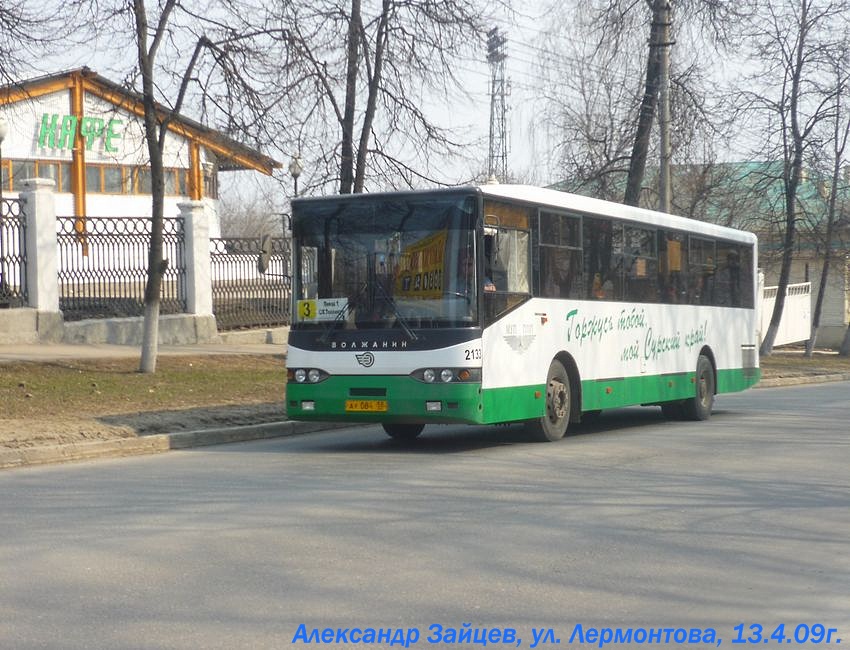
[487,27,508,183]
[657,1,673,213]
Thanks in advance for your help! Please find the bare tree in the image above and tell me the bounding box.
[132,0,200,373]
[738,0,849,356]
[586,0,748,206]
[805,50,850,357]
[623,0,669,207]
[538,0,746,206]
[265,0,497,194]
[68,0,288,372]
[535,3,644,200]
[0,1,68,83]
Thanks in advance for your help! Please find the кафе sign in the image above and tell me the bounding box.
[36,113,123,152]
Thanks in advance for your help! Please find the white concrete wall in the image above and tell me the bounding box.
[761,282,812,346]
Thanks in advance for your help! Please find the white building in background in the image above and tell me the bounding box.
[0,67,280,236]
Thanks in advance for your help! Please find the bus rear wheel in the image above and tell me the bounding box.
[682,354,715,421]
[382,423,425,440]
[526,359,571,442]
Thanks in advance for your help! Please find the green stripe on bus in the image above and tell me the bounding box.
[287,368,761,425]
[717,367,761,393]
[578,367,760,411]
[480,384,546,424]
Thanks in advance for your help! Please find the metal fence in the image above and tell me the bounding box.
[210,236,291,330]
[57,215,186,321]
[0,197,26,308]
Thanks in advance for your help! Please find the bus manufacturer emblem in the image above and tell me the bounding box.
[355,352,375,367]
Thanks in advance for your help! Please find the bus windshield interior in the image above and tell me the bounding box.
[292,193,479,331]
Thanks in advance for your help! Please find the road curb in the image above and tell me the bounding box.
[755,372,850,388]
[0,420,350,470]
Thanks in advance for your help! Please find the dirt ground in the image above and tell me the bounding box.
[1,351,848,450]
[0,355,286,449]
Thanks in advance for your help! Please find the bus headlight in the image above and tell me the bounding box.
[288,368,329,384]
[411,368,481,383]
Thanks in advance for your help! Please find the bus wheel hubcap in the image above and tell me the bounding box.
[548,379,568,421]
[698,374,708,405]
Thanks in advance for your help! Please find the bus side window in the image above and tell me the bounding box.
[658,231,687,304]
[623,226,657,302]
[539,211,583,298]
[583,217,617,300]
[541,247,582,298]
[689,236,716,305]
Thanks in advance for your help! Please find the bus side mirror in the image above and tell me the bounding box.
[257,234,272,274]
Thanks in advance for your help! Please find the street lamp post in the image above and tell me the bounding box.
[289,153,303,197]
[0,114,9,297]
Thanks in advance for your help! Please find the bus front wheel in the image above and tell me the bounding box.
[682,355,715,421]
[382,423,425,440]
[526,359,571,442]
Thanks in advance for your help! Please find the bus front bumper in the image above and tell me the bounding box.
[286,375,485,425]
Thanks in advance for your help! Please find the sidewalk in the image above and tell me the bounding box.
[0,340,284,363]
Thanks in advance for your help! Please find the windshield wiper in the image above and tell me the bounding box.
[373,279,418,342]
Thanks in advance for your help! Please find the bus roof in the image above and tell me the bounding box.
[477,184,757,245]
[292,184,757,245]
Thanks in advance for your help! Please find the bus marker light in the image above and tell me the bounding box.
[534,391,541,398]
[605,387,613,394]
[301,401,316,411]
[426,401,442,412]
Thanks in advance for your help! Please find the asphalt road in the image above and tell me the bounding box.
[1,382,848,650]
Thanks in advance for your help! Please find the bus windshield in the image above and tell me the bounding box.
[292,193,479,331]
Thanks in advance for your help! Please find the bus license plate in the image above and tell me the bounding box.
[345,399,388,412]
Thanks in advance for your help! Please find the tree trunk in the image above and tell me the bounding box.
[139,301,161,373]
[353,0,390,193]
[804,256,828,357]
[134,0,172,373]
[339,0,362,194]
[623,0,665,207]
[760,2,809,357]
[759,178,798,356]
[807,62,849,357]
[840,323,850,356]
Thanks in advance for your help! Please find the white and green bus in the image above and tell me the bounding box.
[286,185,760,441]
